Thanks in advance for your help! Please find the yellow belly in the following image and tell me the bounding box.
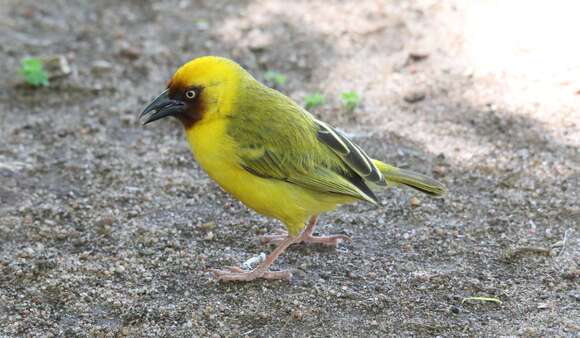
[184,119,351,235]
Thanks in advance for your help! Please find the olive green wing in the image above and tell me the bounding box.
[230,83,381,204]
[238,143,378,204]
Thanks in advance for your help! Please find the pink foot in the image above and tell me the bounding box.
[210,266,292,282]
[211,236,297,282]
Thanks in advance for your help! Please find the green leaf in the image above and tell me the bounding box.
[20,57,49,87]
[304,92,325,110]
[341,91,361,111]
[264,70,287,87]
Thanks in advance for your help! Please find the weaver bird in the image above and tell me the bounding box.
[140,56,446,282]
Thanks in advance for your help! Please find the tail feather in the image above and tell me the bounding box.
[373,160,447,197]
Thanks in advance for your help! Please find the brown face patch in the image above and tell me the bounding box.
[168,84,206,129]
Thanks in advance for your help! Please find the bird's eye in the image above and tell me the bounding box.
[185,90,196,100]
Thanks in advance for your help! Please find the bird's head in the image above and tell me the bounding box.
[140,56,243,129]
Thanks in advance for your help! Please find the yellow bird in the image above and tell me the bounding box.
[140,56,446,282]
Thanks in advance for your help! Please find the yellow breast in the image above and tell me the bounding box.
[184,119,347,235]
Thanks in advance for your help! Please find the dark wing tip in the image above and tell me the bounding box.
[315,120,385,186]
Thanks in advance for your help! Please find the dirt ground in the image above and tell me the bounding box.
[1,0,579,337]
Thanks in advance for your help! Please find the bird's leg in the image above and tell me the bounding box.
[261,215,351,247]
[298,215,351,246]
[211,235,297,282]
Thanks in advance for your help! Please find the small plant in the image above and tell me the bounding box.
[341,90,361,111]
[20,57,49,87]
[304,92,325,110]
[264,70,287,87]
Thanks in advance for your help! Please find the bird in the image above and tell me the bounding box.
[140,56,446,282]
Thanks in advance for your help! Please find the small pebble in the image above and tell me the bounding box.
[91,60,113,74]
[410,196,421,207]
[292,309,304,321]
[408,51,429,62]
[96,216,114,227]
[40,55,71,79]
[204,231,214,241]
[119,45,141,60]
[200,222,216,230]
[404,91,426,103]
[433,165,446,176]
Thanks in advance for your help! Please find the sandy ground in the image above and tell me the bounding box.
[1,0,579,337]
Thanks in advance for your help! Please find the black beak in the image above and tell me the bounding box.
[139,89,185,125]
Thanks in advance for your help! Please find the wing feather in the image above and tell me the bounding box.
[315,120,386,185]
[230,81,381,204]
